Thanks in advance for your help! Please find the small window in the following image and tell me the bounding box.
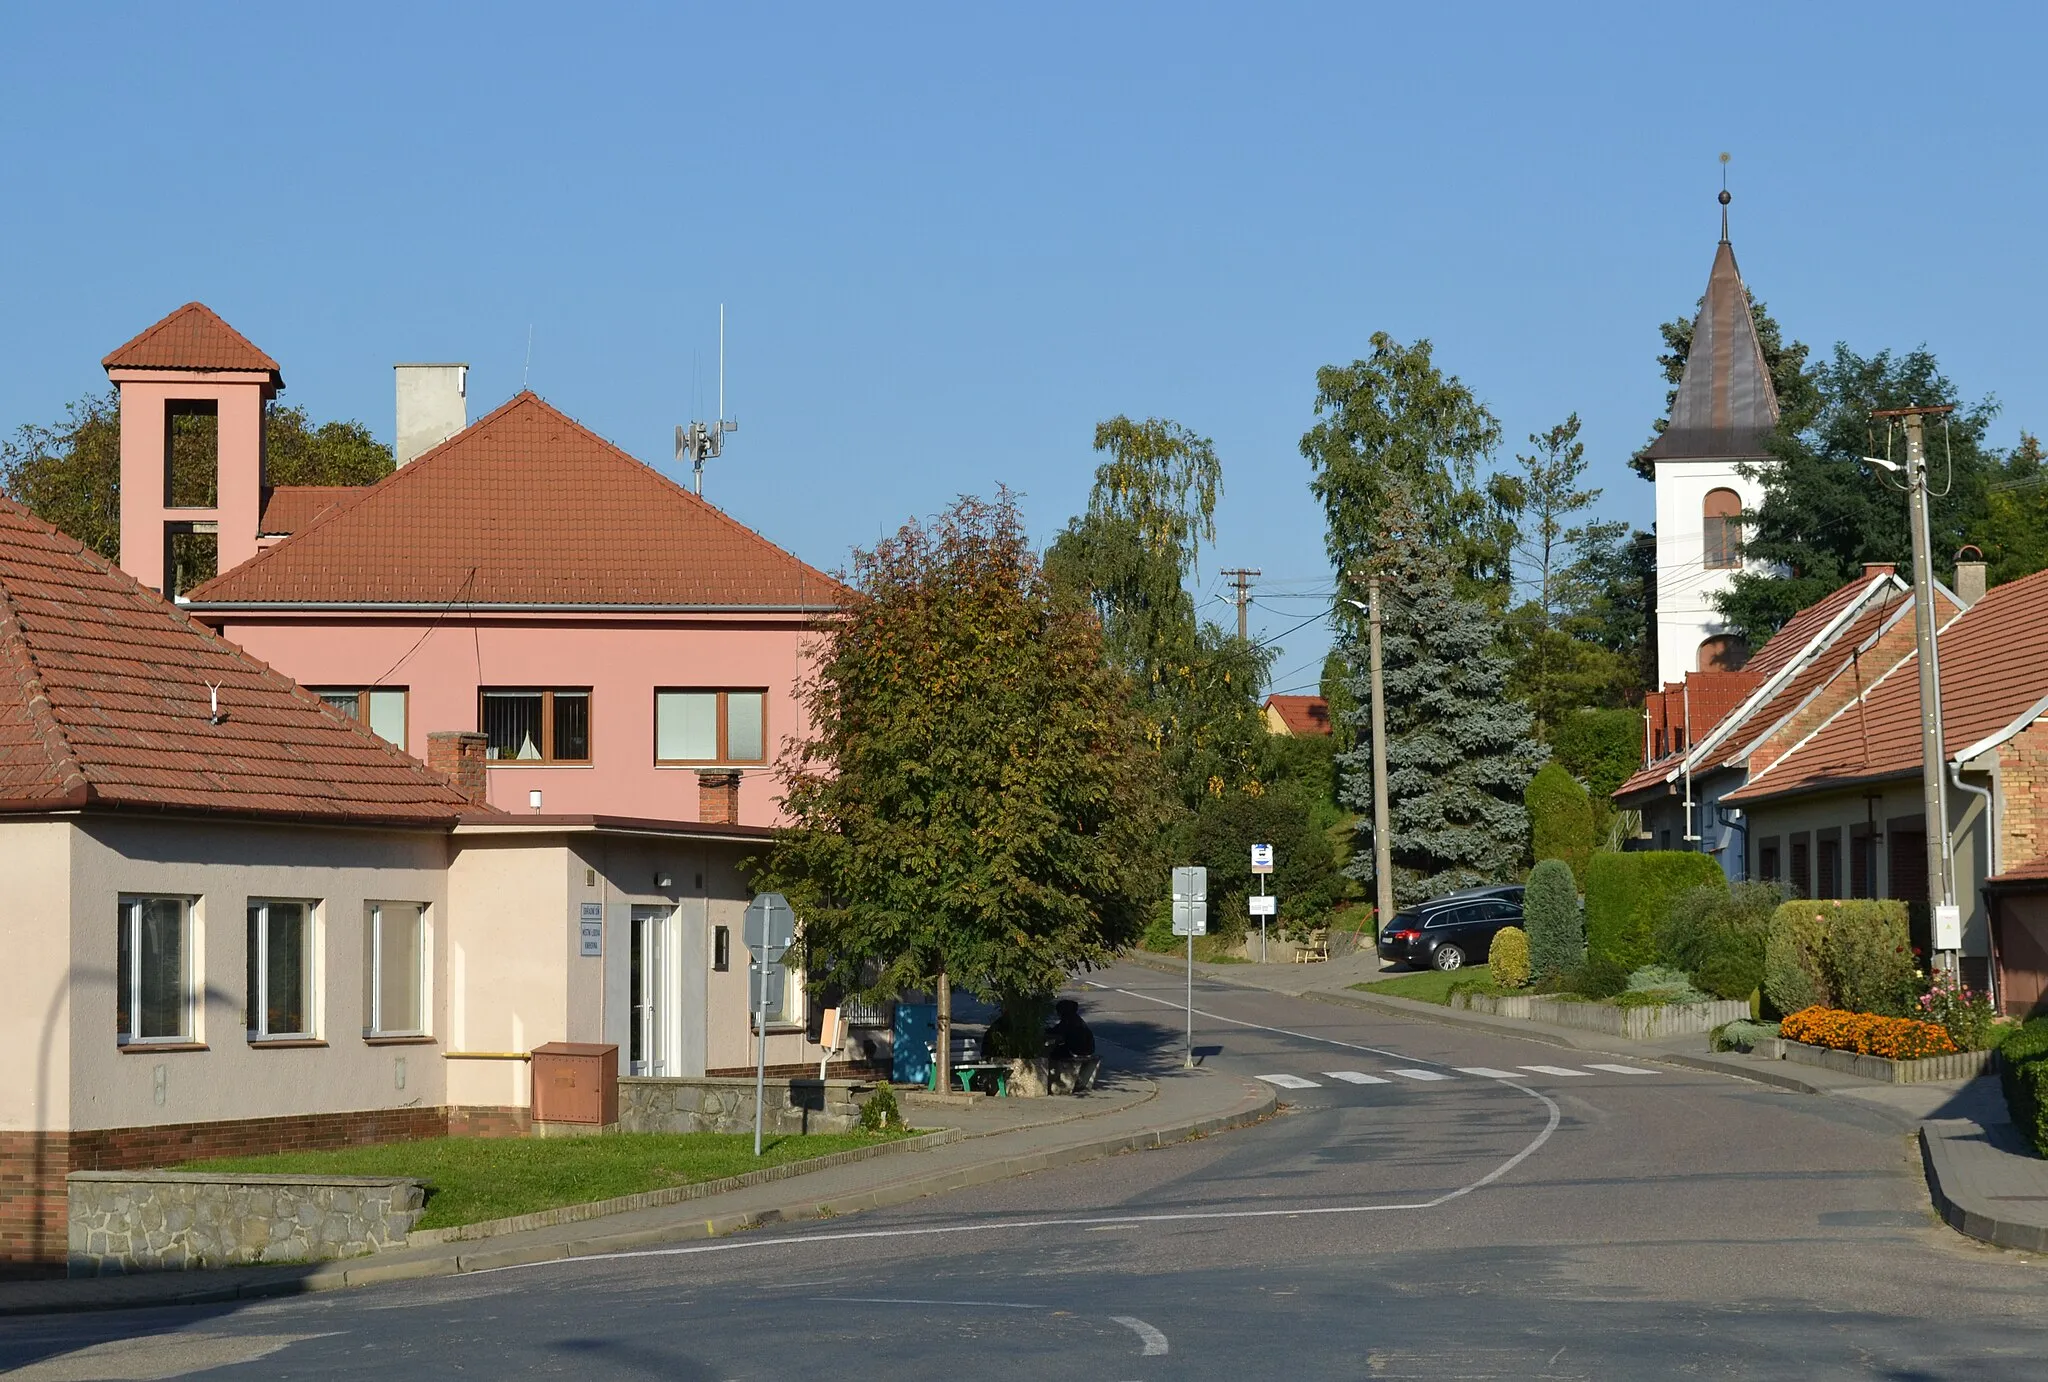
[1702,488,1743,570]
[365,902,426,1036]
[480,689,591,763]
[1758,840,1781,882]
[315,687,408,748]
[656,689,767,765]
[118,897,193,1044]
[164,399,219,508]
[713,924,730,972]
[247,900,315,1039]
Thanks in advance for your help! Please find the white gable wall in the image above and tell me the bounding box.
[1654,457,1772,685]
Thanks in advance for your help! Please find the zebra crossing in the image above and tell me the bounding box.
[1256,1061,1660,1090]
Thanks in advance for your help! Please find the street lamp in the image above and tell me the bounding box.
[1342,587,1395,947]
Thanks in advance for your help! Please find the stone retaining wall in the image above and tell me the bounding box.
[67,1172,424,1276]
[618,1076,865,1135]
[1761,1039,1997,1084]
[1450,992,1751,1040]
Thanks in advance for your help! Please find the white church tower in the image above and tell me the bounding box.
[1642,190,1780,686]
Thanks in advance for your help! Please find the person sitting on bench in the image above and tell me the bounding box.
[1046,999,1100,1093]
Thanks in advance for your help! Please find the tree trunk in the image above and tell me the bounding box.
[936,969,952,1097]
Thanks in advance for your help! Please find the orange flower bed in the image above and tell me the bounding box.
[1779,1006,1957,1061]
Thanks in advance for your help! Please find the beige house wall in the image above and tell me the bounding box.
[1,821,76,1131]
[63,816,451,1134]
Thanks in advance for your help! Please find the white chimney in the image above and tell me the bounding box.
[394,363,468,466]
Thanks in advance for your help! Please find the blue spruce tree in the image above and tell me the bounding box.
[1339,535,1547,902]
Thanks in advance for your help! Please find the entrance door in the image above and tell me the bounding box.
[630,905,673,1075]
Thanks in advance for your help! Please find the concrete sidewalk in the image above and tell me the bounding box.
[0,1047,1274,1318]
[1132,945,2048,1256]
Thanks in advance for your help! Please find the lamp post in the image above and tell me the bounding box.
[1343,584,1395,944]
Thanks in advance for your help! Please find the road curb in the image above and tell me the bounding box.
[0,1076,1276,1318]
[1920,1121,2048,1254]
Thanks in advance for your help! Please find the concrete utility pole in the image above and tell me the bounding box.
[1221,568,1261,641]
[1876,406,1960,974]
[1368,577,1394,936]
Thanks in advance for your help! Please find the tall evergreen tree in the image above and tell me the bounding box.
[1336,491,1546,902]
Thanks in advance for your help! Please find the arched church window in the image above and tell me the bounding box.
[1702,488,1743,569]
[1697,635,1750,673]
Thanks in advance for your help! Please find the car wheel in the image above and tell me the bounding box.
[1432,944,1465,972]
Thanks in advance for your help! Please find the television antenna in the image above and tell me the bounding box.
[676,304,739,496]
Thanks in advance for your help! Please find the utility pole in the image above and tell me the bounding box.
[1368,577,1394,939]
[1221,568,1261,641]
[1875,405,1959,975]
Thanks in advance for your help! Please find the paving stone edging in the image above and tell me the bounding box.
[407,1128,964,1245]
[1920,1119,2048,1254]
[0,1076,1277,1316]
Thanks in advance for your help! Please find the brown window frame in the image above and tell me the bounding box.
[313,686,409,748]
[1702,488,1744,570]
[478,687,593,766]
[654,688,769,767]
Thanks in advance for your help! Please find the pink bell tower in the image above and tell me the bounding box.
[103,303,281,597]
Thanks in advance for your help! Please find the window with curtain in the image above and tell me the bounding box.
[1702,488,1744,569]
[364,902,426,1036]
[655,689,767,764]
[479,689,591,763]
[246,900,315,1039]
[313,687,408,748]
[118,897,192,1044]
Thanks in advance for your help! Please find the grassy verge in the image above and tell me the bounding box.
[1355,965,1508,1006]
[177,1130,920,1230]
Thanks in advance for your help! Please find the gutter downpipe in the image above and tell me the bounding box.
[1949,758,1999,1011]
[1682,681,1700,844]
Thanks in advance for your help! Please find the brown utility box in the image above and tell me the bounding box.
[530,1042,619,1126]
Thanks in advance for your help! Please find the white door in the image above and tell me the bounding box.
[630,905,672,1076]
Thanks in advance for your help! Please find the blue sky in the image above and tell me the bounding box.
[6,4,2046,695]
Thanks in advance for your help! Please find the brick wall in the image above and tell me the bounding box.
[2,1104,525,1269]
[2001,718,2048,873]
[698,771,743,824]
[428,730,489,807]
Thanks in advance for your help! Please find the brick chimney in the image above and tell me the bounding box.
[428,730,489,807]
[698,770,742,825]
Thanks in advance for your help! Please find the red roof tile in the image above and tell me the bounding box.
[102,302,281,378]
[1728,565,2048,804]
[1744,566,1897,682]
[1716,584,1915,770]
[0,495,471,823]
[188,393,849,608]
[1991,854,2048,887]
[259,485,367,536]
[1264,694,1331,736]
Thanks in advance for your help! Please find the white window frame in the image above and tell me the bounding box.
[118,896,195,1045]
[247,899,319,1041]
[365,902,429,1038]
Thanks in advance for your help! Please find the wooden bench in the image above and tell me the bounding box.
[1294,928,1330,962]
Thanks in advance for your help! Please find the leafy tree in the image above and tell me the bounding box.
[1980,432,2048,585]
[1,389,395,563]
[1258,730,1342,833]
[1301,333,1510,607]
[1334,490,1546,902]
[1182,783,1345,942]
[1550,708,1645,800]
[1318,649,1358,753]
[1046,416,1270,805]
[761,492,1172,1093]
[1525,762,1595,887]
[1569,523,1656,695]
[1631,296,1816,481]
[1714,345,2003,645]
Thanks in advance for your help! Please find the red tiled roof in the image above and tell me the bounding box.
[188,393,849,608]
[1728,565,2048,804]
[1264,694,1331,736]
[1715,584,1914,770]
[1745,566,1896,682]
[1990,854,2048,887]
[102,302,281,378]
[0,495,472,823]
[260,485,366,536]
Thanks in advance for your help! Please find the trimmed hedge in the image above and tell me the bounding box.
[1584,851,1726,991]
[1526,763,1595,888]
[1488,926,1531,987]
[2001,1020,2048,1158]
[1523,858,1582,981]
[1762,899,1915,1018]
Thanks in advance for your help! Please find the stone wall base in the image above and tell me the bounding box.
[67,1171,426,1276]
[1763,1038,1997,1084]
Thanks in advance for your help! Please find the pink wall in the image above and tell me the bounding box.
[112,371,271,592]
[217,613,814,825]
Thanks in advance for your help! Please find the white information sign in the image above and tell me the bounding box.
[1249,893,1277,917]
[1251,843,1274,875]
[1171,866,1209,937]
[578,902,604,957]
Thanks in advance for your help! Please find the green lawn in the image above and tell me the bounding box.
[177,1130,919,1230]
[1357,964,1503,1005]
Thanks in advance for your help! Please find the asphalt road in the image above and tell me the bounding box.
[6,964,2045,1379]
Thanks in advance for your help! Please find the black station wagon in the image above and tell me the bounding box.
[1376,885,1526,972]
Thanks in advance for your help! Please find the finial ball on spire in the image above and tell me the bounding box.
[1719,189,1731,206]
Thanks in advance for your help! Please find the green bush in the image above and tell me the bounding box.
[1522,858,1582,981]
[1585,851,1726,980]
[1657,880,1780,1002]
[860,1085,905,1133]
[1616,963,1708,1007]
[1763,903,1829,1016]
[1655,884,1728,975]
[1999,1020,2048,1157]
[1762,899,1916,1017]
[1182,783,1345,942]
[1526,763,1595,887]
[1488,926,1531,987]
[1550,708,1646,800]
[1711,1019,1780,1052]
